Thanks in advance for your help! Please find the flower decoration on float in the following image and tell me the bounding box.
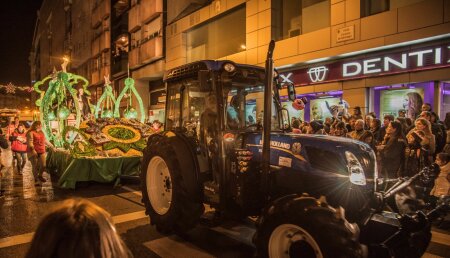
[33,57,90,147]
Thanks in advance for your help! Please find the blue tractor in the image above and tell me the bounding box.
[141,41,443,257]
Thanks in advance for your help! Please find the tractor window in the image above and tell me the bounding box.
[305,146,347,175]
[165,78,216,141]
[224,84,279,131]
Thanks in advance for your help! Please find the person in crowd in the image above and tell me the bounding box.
[323,117,333,134]
[380,114,395,141]
[370,118,382,145]
[422,103,432,112]
[6,117,20,140]
[360,130,376,150]
[420,111,444,154]
[151,120,163,133]
[396,117,410,136]
[0,131,9,199]
[291,119,301,134]
[368,112,377,119]
[27,121,54,184]
[9,123,27,175]
[364,115,373,130]
[348,119,366,141]
[333,121,348,137]
[346,116,356,133]
[25,198,132,258]
[412,118,436,163]
[405,117,414,131]
[398,109,406,118]
[404,130,428,177]
[430,152,450,198]
[377,121,406,178]
[403,92,423,119]
[351,106,363,120]
[431,111,447,152]
[307,120,325,135]
[444,112,450,154]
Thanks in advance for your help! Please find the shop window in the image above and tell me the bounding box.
[361,0,389,17]
[440,82,450,120]
[272,0,330,40]
[186,6,246,62]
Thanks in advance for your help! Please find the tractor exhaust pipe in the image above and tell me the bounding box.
[261,40,275,196]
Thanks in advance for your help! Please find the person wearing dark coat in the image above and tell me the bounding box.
[370,118,382,145]
[377,121,406,178]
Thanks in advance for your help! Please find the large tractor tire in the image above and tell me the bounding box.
[254,195,363,258]
[141,134,204,234]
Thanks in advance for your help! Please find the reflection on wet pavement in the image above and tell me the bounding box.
[0,148,55,204]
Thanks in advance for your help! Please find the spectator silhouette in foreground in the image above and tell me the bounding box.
[26,198,132,258]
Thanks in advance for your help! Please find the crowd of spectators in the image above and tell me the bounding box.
[290,103,449,201]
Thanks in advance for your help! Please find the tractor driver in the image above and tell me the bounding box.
[227,95,241,130]
[200,94,218,145]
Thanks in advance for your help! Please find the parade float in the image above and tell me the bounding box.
[34,60,154,188]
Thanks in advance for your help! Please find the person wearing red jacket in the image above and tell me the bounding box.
[26,121,54,184]
[9,123,28,175]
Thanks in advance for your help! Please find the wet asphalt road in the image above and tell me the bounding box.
[0,147,449,258]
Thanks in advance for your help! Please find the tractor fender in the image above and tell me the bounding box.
[256,194,323,228]
[145,131,203,202]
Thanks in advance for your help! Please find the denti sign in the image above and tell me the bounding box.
[281,42,450,86]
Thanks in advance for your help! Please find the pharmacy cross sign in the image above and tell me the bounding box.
[280,42,450,86]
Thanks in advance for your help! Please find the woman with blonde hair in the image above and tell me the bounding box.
[25,198,132,258]
[409,118,435,164]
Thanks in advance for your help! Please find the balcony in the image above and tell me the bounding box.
[91,70,100,85]
[139,36,163,63]
[100,30,111,51]
[92,37,100,56]
[129,48,140,68]
[129,5,141,32]
[99,0,110,20]
[140,0,163,23]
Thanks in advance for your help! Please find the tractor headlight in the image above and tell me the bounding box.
[223,63,236,72]
[345,151,366,186]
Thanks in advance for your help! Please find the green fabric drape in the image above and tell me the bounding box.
[47,149,141,189]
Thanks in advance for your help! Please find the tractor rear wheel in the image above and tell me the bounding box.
[141,135,204,234]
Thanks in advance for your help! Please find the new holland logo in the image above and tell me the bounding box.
[307,66,328,82]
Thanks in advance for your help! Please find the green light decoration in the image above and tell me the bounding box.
[48,111,56,121]
[114,77,145,123]
[124,107,138,119]
[95,75,118,119]
[34,60,90,147]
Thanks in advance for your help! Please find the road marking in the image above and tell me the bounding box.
[431,231,450,247]
[121,186,142,196]
[0,210,148,249]
[143,236,215,258]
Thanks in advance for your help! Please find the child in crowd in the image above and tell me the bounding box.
[26,198,132,258]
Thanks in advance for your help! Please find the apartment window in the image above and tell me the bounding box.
[272,0,330,40]
[361,0,389,17]
[186,6,245,62]
[131,30,141,49]
[142,16,162,43]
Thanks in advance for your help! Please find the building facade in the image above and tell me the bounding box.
[166,0,450,121]
[30,0,165,121]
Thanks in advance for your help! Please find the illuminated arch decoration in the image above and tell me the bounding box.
[34,60,90,147]
[114,77,145,123]
[95,75,118,119]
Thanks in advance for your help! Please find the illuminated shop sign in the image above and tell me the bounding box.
[281,43,450,86]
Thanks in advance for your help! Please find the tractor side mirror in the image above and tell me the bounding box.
[279,108,290,130]
[286,83,296,102]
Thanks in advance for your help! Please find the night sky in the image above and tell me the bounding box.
[0,0,43,86]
